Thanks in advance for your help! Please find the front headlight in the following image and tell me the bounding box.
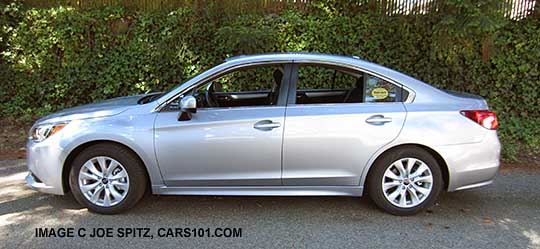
[30,122,69,142]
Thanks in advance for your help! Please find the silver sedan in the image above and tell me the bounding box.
[26,53,500,215]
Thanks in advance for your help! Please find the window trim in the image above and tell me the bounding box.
[287,62,414,106]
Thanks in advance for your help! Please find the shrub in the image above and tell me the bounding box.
[1,2,538,161]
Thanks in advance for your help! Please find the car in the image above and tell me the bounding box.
[25,53,500,215]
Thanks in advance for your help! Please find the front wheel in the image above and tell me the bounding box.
[69,144,148,214]
[367,146,443,216]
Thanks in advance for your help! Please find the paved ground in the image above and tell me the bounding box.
[1,160,539,249]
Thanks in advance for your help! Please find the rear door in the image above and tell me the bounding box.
[282,63,408,186]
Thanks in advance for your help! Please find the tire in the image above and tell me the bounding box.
[367,146,443,216]
[69,143,148,214]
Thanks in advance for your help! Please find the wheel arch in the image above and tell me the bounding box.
[62,140,151,194]
[363,143,450,192]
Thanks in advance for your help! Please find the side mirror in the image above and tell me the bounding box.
[178,95,197,121]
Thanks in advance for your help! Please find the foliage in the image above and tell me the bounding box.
[1,1,539,161]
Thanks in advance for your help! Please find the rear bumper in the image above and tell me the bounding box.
[435,131,501,192]
[453,179,494,191]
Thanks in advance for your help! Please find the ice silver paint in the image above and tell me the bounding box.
[25,53,500,198]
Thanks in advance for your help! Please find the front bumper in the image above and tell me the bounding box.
[25,173,60,194]
[26,138,67,195]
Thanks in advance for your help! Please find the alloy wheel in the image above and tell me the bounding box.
[78,156,129,207]
[381,157,433,208]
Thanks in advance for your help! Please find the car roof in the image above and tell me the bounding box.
[157,53,454,106]
[223,53,420,88]
[222,53,450,103]
[224,52,360,62]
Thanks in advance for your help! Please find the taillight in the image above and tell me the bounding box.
[460,110,498,130]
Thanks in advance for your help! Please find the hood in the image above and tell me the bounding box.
[36,93,156,124]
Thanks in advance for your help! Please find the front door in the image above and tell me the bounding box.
[154,63,291,186]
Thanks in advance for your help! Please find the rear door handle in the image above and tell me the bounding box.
[366,115,392,125]
[254,120,281,130]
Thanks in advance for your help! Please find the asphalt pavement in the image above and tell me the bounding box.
[1,159,539,249]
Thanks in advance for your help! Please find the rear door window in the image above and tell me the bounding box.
[293,64,408,104]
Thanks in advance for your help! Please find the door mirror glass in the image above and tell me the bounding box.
[178,95,197,121]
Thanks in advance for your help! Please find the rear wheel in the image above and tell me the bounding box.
[367,146,443,216]
[69,144,147,214]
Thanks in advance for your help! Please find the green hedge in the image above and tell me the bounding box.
[1,2,539,161]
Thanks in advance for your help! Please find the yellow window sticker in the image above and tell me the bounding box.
[371,88,389,99]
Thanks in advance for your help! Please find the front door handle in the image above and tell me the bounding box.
[254,120,281,130]
[366,115,392,125]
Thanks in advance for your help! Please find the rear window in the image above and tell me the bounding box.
[444,90,483,100]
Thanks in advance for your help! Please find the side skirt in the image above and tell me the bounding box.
[152,185,364,197]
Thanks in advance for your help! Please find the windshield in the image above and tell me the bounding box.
[137,92,165,104]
